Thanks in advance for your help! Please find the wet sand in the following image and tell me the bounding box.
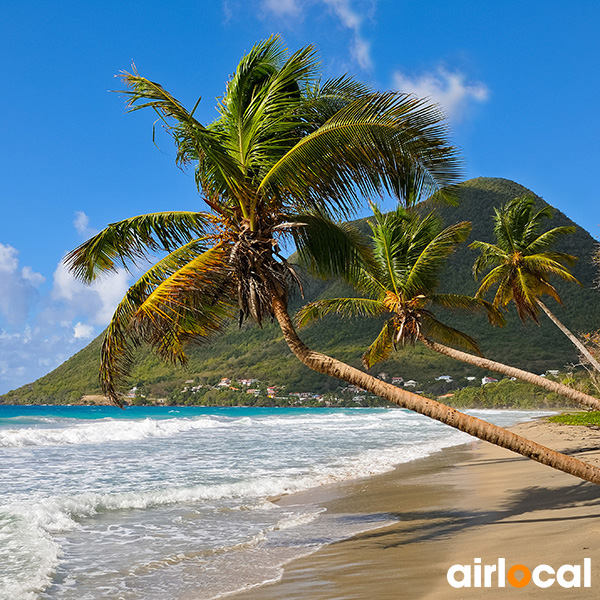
[231,419,600,599]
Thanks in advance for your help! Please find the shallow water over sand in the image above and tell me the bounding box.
[0,405,553,599]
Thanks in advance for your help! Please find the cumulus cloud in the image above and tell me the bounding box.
[0,257,131,393]
[392,67,489,122]
[0,237,133,393]
[73,321,95,340]
[322,0,372,70]
[261,0,300,17]
[0,244,45,325]
[51,262,130,326]
[73,210,98,238]
[22,266,46,287]
[0,323,74,393]
[0,244,19,273]
[260,0,373,70]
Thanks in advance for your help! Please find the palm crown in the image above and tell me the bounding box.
[470,195,579,322]
[297,206,503,368]
[64,36,461,403]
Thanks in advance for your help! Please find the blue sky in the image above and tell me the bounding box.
[1,0,599,393]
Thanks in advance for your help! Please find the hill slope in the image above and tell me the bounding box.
[3,177,599,404]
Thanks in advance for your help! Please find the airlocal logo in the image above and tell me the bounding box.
[447,558,591,589]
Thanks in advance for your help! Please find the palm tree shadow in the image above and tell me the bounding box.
[333,477,600,550]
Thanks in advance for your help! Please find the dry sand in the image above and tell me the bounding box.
[232,418,600,599]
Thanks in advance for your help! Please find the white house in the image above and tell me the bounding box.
[435,375,453,382]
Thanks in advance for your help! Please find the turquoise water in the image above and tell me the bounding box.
[0,405,553,599]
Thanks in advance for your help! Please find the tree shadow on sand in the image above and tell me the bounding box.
[331,455,600,550]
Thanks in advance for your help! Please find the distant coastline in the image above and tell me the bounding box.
[1,373,582,411]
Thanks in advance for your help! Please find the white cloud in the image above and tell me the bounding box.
[323,0,372,70]
[91,270,131,324]
[0,244,132,393]
[51,262,130,326]
[22,266,46,287]
[392,67,489,122]
[73,210,98,238]
[260,0,373,70]
[0,322,83,393]
[0,244,44,325]
[0,243,19,273]
[73,322,95,340]
[261,0,300,17]
[352,35,371,71]
[323,0,361,29]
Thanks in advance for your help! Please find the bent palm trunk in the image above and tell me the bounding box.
[419,336,600,411]
[419,336,600,410]
[537,299,600,374]
[271,296,600,485]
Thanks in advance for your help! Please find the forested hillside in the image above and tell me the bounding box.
[3,177,599,404]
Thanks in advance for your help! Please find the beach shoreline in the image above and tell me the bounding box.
[230,418,600,599]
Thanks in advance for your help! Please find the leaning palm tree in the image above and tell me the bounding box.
[66,37,600,484]
[471,195,600,372]
[297,205,600,411]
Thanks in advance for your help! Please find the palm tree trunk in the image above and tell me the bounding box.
[271,295,600,485]
[419,336,600,411]
[537,299,600,373]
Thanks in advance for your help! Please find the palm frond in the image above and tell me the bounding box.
[525,225,576,255]
[219,37,320,183]
[534,279,563,305]
[430,293,506,327]
[101,244,236,403]
[469,240,507,278]
[289,212,375,285]
[521,255,579,280]
[259,91,462,214]
[302,74,373,127]
[512,269,543,322]
[475,264,509,299]
[118,66,243,201]
[521,203,555,247]
[296,297,385,327]
[367,204,412,296]
[64,212,215,282]
[362,319,395,368]
[420,315,482,355]
[403,220,471,297]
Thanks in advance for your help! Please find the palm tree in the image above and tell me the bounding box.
[471,195,600,372]
[297,205,600,411]
[65,37,600,484]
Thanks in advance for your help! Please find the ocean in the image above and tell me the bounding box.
[0,405,553,599]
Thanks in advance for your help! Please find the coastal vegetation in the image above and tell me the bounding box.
[448,378,575,409]
[549,411,600,426]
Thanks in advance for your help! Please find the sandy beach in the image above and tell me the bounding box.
[232,418,600,599]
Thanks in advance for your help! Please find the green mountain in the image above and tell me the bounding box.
[3,177,599,404]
